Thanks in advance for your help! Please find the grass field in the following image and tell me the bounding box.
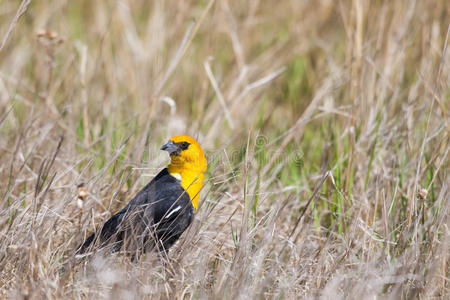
[0,0,448,298]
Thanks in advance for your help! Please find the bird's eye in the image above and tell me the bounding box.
[179,142,190,150]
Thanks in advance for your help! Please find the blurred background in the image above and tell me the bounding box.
[0,0,448,298]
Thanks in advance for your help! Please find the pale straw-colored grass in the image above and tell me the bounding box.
[0,1,448,298]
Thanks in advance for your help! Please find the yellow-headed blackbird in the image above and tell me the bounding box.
[77,135,207,259]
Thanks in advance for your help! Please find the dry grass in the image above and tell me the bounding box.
[0,0,449,299]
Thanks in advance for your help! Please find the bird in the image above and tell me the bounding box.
[76,135,207,260]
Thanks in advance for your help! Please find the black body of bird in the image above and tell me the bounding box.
[77,168,193,259]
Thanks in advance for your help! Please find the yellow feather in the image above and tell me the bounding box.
[166,136,207,211]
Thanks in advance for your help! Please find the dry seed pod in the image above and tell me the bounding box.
[77,183,88,209]
[36,29,46,37]
[417,188,428,200]
[47,30,57,40]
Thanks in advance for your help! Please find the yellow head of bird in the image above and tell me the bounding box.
[160,135,207,210]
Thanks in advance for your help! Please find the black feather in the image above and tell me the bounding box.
[77,168,193,259]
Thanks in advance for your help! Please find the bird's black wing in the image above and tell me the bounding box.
[125,168,194,254]
[77,168,193,257]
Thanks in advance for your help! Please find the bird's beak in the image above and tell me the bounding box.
[160,140,179,155]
